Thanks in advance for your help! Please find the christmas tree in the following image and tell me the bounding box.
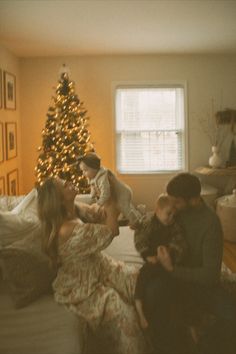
[35,66,94,193]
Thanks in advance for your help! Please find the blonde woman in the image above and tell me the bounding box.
[37,177,149,354]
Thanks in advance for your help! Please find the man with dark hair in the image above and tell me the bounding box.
[166,172,201,199]
[166,173,222,285]
[144,173,236,354]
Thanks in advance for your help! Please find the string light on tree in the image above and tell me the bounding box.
[35,64,94,192]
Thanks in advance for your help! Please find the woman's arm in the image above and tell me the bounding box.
[76,198,119,236]
[75,202,105,224]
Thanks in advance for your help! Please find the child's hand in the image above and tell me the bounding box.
[146,255,158,264]
[157,245,173,272]
[140,316,149,329]
[129,222,140,230]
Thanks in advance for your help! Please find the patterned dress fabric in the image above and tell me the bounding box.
[53,222,149,354]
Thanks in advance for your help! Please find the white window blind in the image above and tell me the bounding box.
[115,86,186,173]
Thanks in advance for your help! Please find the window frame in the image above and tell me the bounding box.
[112,81,189,175]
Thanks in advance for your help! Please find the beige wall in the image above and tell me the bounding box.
[20,54,236,209]
[0,45,22,195]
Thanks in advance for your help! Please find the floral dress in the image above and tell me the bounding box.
[53,222,149,354]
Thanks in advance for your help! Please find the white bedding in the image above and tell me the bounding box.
[0,226,139,354]
[0,191,141,354]
[104,225,143,265]
[0,281,86,354]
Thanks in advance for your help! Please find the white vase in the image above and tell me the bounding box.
[209,146,222,168]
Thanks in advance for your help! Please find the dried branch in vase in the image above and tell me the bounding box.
[198,99,219,147]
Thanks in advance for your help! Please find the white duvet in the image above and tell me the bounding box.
[0,189,41,247]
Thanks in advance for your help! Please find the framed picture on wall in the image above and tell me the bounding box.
[0,69,2,109]
[6,122,17,160]
[0,122,4,162]
[7,169,19,196]
[0,176,5,195]
[4,71,16,110]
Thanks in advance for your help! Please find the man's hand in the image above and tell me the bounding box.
[157,245,174,272]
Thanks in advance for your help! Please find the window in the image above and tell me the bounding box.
[115,85,187,173]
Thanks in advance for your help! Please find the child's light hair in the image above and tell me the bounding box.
[155,193,172,209]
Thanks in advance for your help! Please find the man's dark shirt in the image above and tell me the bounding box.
[172,200,223,286]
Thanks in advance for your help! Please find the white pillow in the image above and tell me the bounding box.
[0,195,25,212]
[10,188,38,218]
[0,189,40,248]
[0,191,91,248]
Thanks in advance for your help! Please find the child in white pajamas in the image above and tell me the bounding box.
[79,152,142,225]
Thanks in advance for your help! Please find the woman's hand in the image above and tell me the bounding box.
[90,203,100,213]
[104,201,120,236]
[90,203,106,221]
[77,203,106,223]
[135,299,149,330]
[139,315,149,330]
[157,245,174,272]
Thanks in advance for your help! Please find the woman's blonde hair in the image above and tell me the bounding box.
[37,178,67,268]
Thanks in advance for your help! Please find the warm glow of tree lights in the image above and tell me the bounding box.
[35,66,94,193]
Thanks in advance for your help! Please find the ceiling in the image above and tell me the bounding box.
[0,0,236,57]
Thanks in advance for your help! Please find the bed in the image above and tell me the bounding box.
[0,191,143,354]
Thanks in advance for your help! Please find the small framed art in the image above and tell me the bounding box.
[0,122,4,162]
[0,176,5,195]
[4,71,16,110]
[0,69,2,109]
[7,169,19,196]
[6,122,17,160]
